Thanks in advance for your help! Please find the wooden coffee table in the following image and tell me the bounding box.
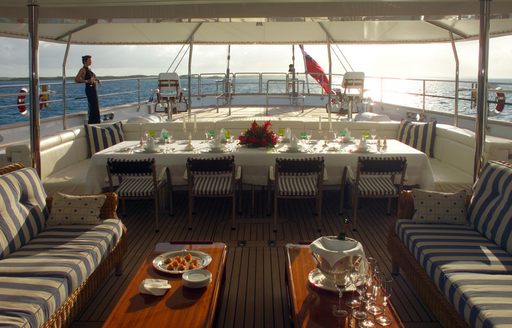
[103,242,227,328]
[285,243,404,328]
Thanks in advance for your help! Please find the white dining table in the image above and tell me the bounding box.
[85,139,435,193]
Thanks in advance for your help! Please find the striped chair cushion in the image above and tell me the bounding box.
[85,122,124,156]
[468,161,512,254]
[277,175,318,196]
[0,276,68,328]
[357,176,397,196]
[116,177,164,197]
[442,272,512,328]
[0,167,48,260]
[395,220,512,289]
[398,120,436,157]
[193,175,233,195]
[0,219,124,294]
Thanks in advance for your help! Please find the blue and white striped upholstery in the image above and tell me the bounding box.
[396,221,512,278]
[398,120,436,157]
[0,219,123,327]
[0,219,124,294]
[468,161,512,254]
[277,174,318,196]
[442,272,512,328]
[116,177,165,197]
[0,167,48,259]
[193,174,233,195]
[0,276,68,328]
[357,176,397,196]
[85,122,124,156]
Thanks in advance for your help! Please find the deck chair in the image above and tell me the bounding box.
[157,72,186,114]
[106,158,172,232]
[186,156,241,230]
[342,156,407,230]
[270,157,324,232]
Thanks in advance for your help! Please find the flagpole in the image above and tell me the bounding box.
[300,45,310,94]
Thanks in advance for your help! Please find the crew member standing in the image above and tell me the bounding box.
[75,55,101,124]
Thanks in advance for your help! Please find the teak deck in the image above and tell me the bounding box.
[72,190,442,328]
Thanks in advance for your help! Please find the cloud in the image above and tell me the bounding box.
[1,36,512,79]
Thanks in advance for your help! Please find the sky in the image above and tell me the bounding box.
[1,35,512,80]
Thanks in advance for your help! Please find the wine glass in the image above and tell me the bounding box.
[375,275,393,326]
[370,128,377,143]
[332,269,350,317]
[346,258,363,309]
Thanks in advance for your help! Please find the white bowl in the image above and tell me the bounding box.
[182,269,212,288]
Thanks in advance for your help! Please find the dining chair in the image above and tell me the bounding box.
[342,156,407,230]
[186,155,241,230]
[106,158,172,232]
[270,157,325,232]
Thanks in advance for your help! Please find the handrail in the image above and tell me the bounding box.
[1,73,511,127]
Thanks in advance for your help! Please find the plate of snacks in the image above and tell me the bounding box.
[153,250,212,274]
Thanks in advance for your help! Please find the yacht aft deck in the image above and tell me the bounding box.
[72,191,441,328]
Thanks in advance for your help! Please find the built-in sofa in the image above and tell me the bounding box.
[388,160,512,328]
[4,117,512,195]
[0,163,127,327]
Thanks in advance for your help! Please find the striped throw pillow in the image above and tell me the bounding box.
[0,167,48,259]
[85,122,124,156]
[397,120,436,157]
[468,160,512,254]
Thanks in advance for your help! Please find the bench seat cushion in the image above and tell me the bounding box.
[0,168,48,259]
[429,158,473,192]
[443,272,512,328]
[395,220,512,282]
[0,276,68,328]
[0,219,124,293]
[42,159,91,196]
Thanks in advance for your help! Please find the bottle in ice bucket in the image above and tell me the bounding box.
[337,216,350,240]
[299,131,308,140]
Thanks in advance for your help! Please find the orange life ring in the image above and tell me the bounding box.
[495,91,505,112]
[17,88,28,116]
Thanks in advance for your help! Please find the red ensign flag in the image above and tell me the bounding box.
[300,45,330,94]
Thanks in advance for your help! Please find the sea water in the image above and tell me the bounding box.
[1,77,511,126]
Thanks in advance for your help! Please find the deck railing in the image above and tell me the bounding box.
[1,73,511,128]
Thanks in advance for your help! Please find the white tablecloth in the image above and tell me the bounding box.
[85,139,435,193]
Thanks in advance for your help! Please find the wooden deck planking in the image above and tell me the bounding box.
[72,190,442,328]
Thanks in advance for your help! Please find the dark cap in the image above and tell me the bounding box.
[82,55,92,64]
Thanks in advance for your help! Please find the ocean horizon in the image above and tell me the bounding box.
[1,76,511,126]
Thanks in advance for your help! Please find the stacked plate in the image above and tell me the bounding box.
[182,269,212,288]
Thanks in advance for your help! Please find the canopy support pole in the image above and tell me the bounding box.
[475,0,491,181]
[327,41,332,114]
[28,0,41,176]
[226,44,232,115]
[449,32,460,127]
[62,35,71,130]
[187,40,193,118]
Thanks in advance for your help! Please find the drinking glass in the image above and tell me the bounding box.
[375,275,393,326]
[332,269,350,317]
[346,258,363,309]
[370,128,377,142]
[162,131,169,143]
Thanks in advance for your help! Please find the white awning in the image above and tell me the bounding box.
[1,0,512,44]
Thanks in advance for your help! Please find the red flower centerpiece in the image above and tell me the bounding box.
[238,120,278,148]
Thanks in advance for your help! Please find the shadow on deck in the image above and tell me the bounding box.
[73,190,442,328]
